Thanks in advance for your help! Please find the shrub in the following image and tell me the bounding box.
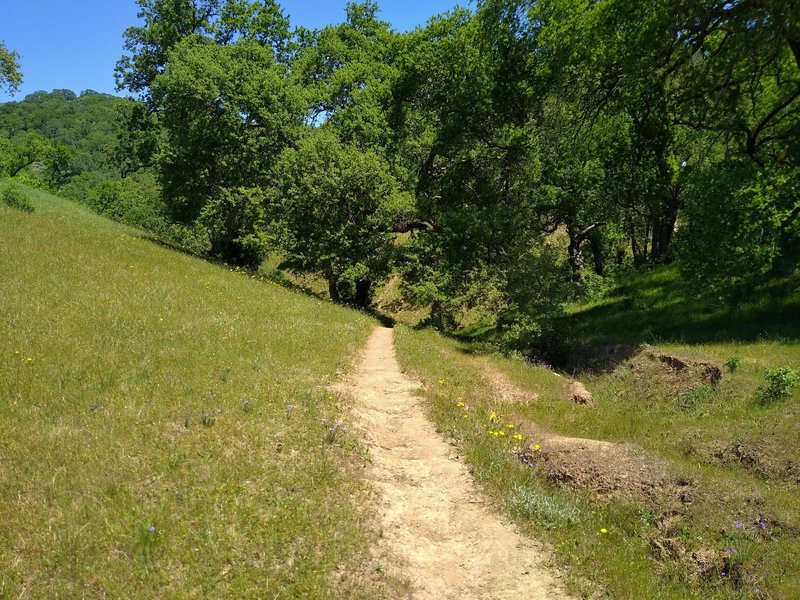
[724,356,741,373]
[2,185,34,212]
[199,187,269,268]
[758,367,800,403]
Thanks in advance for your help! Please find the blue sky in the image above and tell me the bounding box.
[1,0,466,102]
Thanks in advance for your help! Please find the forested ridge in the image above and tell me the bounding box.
[3,0,799,350]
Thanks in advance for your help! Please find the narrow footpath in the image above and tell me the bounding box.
[335,327,572,600]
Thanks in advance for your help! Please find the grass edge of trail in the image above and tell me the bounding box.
[393,325,798,600]
[0,185,405,598]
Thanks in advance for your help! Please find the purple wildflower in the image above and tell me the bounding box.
[148,525,156,533]
[733,520,744,529]
[758,520,767,530]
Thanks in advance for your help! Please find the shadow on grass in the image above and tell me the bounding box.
[562,266,800,346]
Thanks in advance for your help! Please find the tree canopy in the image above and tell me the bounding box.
[0,41,22,94]
[6,0,795,346]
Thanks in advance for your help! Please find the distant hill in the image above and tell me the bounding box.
[0,88,121,174]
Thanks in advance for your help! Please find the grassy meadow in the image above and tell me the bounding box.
[3,181,798,599]
[394,268,800,599]
[0,184,400,598]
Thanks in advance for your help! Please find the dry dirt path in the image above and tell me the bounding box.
[334,327,572,600]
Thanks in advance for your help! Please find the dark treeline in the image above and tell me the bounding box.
[5,1,800,350]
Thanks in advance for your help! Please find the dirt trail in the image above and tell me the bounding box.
[335,327,572,600]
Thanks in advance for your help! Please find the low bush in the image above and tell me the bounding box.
[758,367,800,403]
[2,185,34,212]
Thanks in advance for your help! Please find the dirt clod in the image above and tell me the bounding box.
[568,381,594,407]
[687,439,800,485]
[517,427,694,511]
[688,547,725,580]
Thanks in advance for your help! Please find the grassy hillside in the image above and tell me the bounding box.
[394,267,800,599]
[561,265,800,344]
[0,184,397,598]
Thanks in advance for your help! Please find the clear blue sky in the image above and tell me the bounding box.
[1,0,467,102]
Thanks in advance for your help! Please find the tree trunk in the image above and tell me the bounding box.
[650,189,680,263]
[354,279,372,308]
[567,222,606,282]
[587,231,605,276]
[567,228,584,283]
[324,264,340,303]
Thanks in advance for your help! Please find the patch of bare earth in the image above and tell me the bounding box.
[569,343,722,400]
[685,438,800,485]
[511,415,704,579]
[475,357,595,408]
[335,327,572,600]
[476,357,541,405]
[515,426,693,512]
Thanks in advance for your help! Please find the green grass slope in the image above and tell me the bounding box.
[394,266,800,599]
[0,185,393,598]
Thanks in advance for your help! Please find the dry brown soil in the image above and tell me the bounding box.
[335,327,573,600]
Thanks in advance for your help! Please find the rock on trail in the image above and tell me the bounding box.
[335,327,572,600]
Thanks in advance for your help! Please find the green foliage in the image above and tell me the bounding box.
[724,357,742,373]
[107,0,800,332]
[1,184,34,212]
[759,367,800,403]
[0,40,22,94]
[678,162,800,297]
[0,90,120,178]
[150,38,303,225]
[199,187,269,267]
[61,171,167,232]
[274,128,408,305]
[116,0,292,100]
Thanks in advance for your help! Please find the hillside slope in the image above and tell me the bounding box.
[0,185,395,598]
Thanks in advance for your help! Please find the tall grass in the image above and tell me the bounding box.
[0,184,397,597]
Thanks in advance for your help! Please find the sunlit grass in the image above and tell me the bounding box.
[0,184,399,597]
[395,324,800,599]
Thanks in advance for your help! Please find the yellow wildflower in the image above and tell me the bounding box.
[498,430,505,436]
[600,528,608,534]
[438,379,445,385]
[513,433,523,441]
[456,401,465,408]
[534,444,541,451]
[506,423,515,429]
[489,411,497,421]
